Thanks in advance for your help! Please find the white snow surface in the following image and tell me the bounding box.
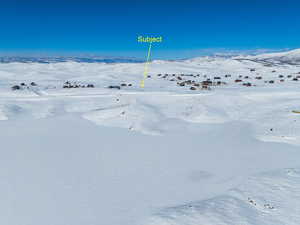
[1,52,300,225]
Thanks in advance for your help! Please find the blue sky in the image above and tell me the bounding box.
[1,0,300,58]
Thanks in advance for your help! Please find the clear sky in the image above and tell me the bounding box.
[1,0,300,58]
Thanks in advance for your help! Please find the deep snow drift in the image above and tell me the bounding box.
[1,49,300,225]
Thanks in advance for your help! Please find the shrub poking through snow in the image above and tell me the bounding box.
[11,85,21,91]
[108,85,121,90]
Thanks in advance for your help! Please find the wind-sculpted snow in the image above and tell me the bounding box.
[1,88,299,145]
[145,168,300,225]
[1,115,300,225]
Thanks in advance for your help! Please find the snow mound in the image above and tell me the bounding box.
[145,168,300,225]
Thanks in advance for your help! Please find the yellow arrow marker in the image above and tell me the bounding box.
[140,42,152,88]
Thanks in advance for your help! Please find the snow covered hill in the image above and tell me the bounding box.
[235,48,300,65]
[0,50,300,225]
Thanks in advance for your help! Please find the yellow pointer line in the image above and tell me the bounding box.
[141,42,152,88]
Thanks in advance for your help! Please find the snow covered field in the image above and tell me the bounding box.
[1,49,300,225]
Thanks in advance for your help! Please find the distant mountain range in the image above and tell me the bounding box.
[187,49,300,66]
[1,49,300,65]
[0,56,145,64]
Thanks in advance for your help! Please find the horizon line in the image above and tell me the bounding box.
[0,47,296,60]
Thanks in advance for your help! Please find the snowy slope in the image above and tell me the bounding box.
[237,48,300,65]
[146,168,300,225]
[0,51,300,225]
